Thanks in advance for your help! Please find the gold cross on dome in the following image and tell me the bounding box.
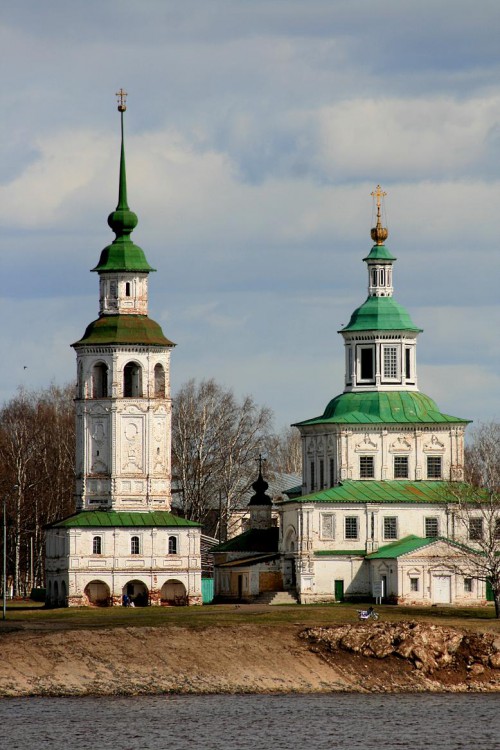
[116,88,127,112]
[371,184,387,214]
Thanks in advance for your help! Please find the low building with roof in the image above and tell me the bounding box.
[45,94,201,607]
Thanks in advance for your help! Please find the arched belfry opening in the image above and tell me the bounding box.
[92,362,108,398]
[154,363,165,397]
[123,362,142,397]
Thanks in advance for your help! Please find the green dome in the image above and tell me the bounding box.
[92,237,155,273]
[342,296,421,333]
[73,315,174,348]
[294,391,469,426]
[363,243,396,262]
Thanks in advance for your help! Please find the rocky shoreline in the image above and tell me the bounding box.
[0,622,499,697]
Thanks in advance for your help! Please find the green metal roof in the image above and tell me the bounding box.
[92,238,156,274]
[342,295,421,333]
[282,480,456,505]
[73,315,174,347]
[366,535,436,558]
[50,510,200,529]
[294,390,468,427]
[363,244,396,262]
[212,527,279,553]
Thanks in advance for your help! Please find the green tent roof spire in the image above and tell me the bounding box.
[92,90,155,273]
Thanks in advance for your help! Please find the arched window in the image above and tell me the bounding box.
[92,536,102,555]
[124,362,142,397]
[131,536,140,555]
[125,281,131,297]
[92,362,108,398]
[154,363,165,398]
[168,536,178,555]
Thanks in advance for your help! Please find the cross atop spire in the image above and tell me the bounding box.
[116,88,127,112]
[256,453,267,475]
[370,184,389,245]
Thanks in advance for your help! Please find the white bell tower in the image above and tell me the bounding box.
[72,90,175,512]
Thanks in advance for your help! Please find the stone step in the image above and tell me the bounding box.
[256,590,299,606]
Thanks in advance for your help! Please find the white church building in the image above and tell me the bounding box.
[45,94,202,607]
[215,188,490,607]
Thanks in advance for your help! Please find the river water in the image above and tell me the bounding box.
[1,693,498,750]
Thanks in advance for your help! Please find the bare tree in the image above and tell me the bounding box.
[265,425,302,475]
[447,423,500,617]
[171,378,273,537]
[0,385,74,596]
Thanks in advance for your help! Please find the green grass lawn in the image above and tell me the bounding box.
[1,599,499,633]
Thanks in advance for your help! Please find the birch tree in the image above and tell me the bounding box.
[447,423,500,617]
[171,378,273,537]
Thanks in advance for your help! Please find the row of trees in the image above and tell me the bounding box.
[0,379,299,595]
[0,385,75,596]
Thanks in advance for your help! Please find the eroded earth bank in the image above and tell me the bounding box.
[1,622,499,697]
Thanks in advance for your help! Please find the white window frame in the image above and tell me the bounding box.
[410,577,419,592]
[427,456,442,479]
[344,516,359,541]
[394,455,409,479]
[92,535,103,555]
[359,455,375,479]
[381,344,400,382]
[425,517,439,537]
[168,535,179,555]
[130,535,141,555]
[383,516,398,541]
[464,577,473,593]
[357,345,376,383]
[469,517,483,541]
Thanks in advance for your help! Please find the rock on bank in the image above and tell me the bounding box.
[0,622,499,697]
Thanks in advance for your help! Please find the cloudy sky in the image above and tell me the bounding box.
[1,0,500,433]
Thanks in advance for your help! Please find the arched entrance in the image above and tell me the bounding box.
[161,579,187,606]
[123,579,149,607]
[53,580,59,608]
[84,580,111,607]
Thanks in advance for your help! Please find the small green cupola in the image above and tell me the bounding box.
[92,90,155,275]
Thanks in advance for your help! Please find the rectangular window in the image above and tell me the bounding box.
[469,518,483,541]
[427,456,442,479]
[329,458,334,487]
[321,514,335,540]
[383,346,398,379]
[410,577,419,592]
[319,459,324,489]
[464,577,473,593]
[360,455,375,478]
[92,536,102,555]
[310,461,315,491]
[345,516,359,540]
[394,456,409,478]
[360,347,374,381]
[405,347,412,380]
[383,517,398,540]
[425,517,439,537]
